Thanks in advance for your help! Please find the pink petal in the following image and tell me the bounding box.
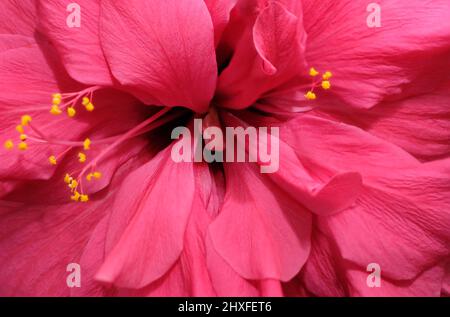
[204,0,238,46]
[96,144,195,289]
[321,161,450,281]
[0,189,114,296]
[281,114,420,178]
[216,0,307,109]
[99,0,217,112]
[209,162,312,281]
[222,111,363,216]
[0,0,37,36]
[303,0,450,109]
[326,81,450,160]
[347,264,445,297]
[38,0,113,85]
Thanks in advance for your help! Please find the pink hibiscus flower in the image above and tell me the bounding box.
[0,0,449,297]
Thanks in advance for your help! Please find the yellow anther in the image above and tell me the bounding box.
[50,105,62,115]
[20,134,27,141]
[52,93,62,100]
[80,194,89,203]
[67,107,76,117]
[4,140,14,150]
[85,102,95,112]
[87,171,102,182]
[321,80,331,90]
[21,115,32,126]
[304,91,317,100]
[69,179,78,190]
[64,173,72,184]
[83,138,91,150]
[78,152,87,163]
[49,155,57,165]
[82,97,90,106]
[16,125,24,134]
[323,71,333,80]
[18,142,28,151]
[52,97,61,106]
[309,67,319,77]
[71,191,81,202]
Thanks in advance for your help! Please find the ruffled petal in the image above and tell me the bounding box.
[99,0,217,112]
[37,0,113,85]
[303,0,450,109]
[209,162,312,281]
[216,0,307,109]
[95,144,195,289]
[204,0,238,46]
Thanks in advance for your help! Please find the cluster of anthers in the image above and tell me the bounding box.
[3,86,173,204]
[3,87,103,203]
[304,67,333,100]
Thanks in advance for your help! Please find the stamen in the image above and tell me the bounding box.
[67,107,76,118]
[78,152,87,163]
[4,140,14,150]
[48,155,57,165]
[16,125,24,134]
[321,80,331,90]
[21,115,32,126]
[4,88,174,203]
[49,86,101,118]
[304,67,333,101]
[83,138,91,151]
[18,142,28,151]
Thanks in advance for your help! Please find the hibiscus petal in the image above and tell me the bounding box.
[204,0,238,46]
[221,111,363,216]
[347,262,446,297]
[216,0,307,109]
[320,161,450,281]
[99,0,217,112]
[0,190,113,296]
[96,144,195,289]
[37,0,113,85]
[209,162,312,281]
[303,0,450,109]
[325,82,450,161]
[0,0,37,36]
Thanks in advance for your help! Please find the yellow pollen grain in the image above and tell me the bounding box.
[80,195,89,203]
[304,91,317,100]
[49,155,57,165]
[323,71,333,80]
[85,102,95,112]
[4,140,14,150]
[93,172,102,179]
[82,97,90,106]
[50,105,62,115]
[309,67,319,77]
[69,179,78,190]
[52,98,61,106]
[67,107,76,118]
[21,115,32,126]
[18,142,28,151]
[71,191,81,202]
[20,134,27,141]
[78,152,87,163]
[16,125,24,134]
[321,80,331,90]
[83,138,91,151]
[64,173,72,184]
